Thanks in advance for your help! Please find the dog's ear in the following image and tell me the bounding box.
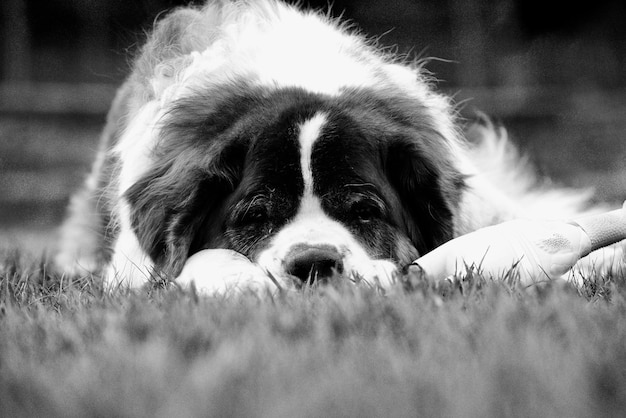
[384,135,465,254]
[125,140,247,278]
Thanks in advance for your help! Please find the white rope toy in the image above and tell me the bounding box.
[413,201,626,283]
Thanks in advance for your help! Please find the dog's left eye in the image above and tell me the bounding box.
[351,200,382,223]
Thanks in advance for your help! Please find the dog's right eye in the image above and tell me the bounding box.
[232,204,268,226]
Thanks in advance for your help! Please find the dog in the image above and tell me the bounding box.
[55,0,609,292]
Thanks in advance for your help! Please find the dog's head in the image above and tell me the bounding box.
[124,82,464,286]
[116,1,466,287]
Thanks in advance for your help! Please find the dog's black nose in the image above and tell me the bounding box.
[284,245,344,284]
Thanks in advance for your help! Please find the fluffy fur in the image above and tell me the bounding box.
[55,0,607,291]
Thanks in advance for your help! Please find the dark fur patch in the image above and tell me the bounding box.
[312,88,464,265]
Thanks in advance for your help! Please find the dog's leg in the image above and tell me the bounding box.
[55,166,107,275]
[103,225,155,290]
[55,82,135,277]
[176,249,276,295]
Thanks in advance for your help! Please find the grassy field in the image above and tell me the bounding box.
[1,250,626,417]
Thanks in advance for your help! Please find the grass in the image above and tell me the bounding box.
[1,249,626,417]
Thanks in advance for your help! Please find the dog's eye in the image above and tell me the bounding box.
[234,205,268,226]
[351,201,381,223]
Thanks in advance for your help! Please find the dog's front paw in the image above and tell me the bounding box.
[175,249,277,295]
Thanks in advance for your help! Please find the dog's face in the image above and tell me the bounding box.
[125,81,464,286]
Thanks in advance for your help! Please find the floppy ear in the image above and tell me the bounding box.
[125,140,247,278]
[385,135,465,254]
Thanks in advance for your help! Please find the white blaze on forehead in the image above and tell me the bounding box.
[297,113,327,214]
[256,112,397,285]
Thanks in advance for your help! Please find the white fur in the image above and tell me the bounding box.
[104,202,154,289]
[114,100,163,194]
[297,113,326,217]
[149,0,458,149]
[177,249,273,294]
[455,119,599,235]
[171,2,377,96]
[298,114,325,197]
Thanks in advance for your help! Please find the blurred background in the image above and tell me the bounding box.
[1,0,625,254]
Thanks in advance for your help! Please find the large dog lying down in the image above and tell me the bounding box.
[55,0,624,292]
